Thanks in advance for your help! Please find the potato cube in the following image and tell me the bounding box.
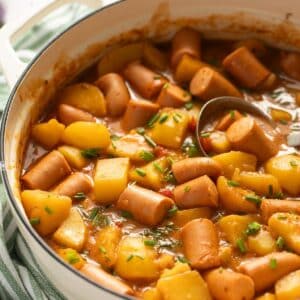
[169,207,212,227]
[58,83,106,117]
[89,226,122,269]
[270,108,292,123]
[275,270,300,300]
[268,212,300,254]
[107,134,154,162]
[148,110,189,149]
[94,158,130,204]
[53,208,87,251]
[232,170,281,196]
[62,122,111,150]
[213,151,257,178]
[174,54,205,83]
[265,154,300,195]
[209,131,231,154]
[129,157,168,190]
[143,42,167,70]
[58,145,89,169]
[160,262,191,278]
[157,271,212,300]
[21,190,71,236]
[248,229,276,256]
[142,288,162,300]
[57,248,85,270]
[32,119,65,149]
[156,253,175,271]
[218,214,257,245]
[255,293,276,300]
[98,42,144,75]
[115,236,159,281]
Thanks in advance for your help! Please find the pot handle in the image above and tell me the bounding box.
[0,0,104,89]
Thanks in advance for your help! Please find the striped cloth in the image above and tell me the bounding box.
[0,2,109,299]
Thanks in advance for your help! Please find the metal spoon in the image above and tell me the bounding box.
[196,96,277,156]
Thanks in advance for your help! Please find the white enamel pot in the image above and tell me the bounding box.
[1,0,300,299]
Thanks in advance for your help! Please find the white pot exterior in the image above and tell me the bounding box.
[2,0,300,299]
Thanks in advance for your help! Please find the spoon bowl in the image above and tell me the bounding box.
[196,96,277,156]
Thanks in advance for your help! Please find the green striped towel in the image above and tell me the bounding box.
[0,3,107,299]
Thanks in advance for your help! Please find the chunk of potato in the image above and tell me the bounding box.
[148,110,189,149]
[218,214,257,245]
[248,229,276,256]
[32,119,65,149]
[213,151,257,178]
[270,108,292,123]
[58,145,89,169]
[98,42,144,75]
[129,157,168,190]
[169,207,212,227]
[62,122,111,149]
[21,190,71,236]
[115,236,159,281]
[219,245,233,266]
[275,270,300,300]
[268,212,300,254]
[232,169,281,196]
[265,155,300,195]
[89,226,122,269]
[58,83,106,117]
[57,248,85,270]
[217,176,258,213]
[157,271,212,300]
[142,288,162,300]
[160,262,191,278]
[255,293,276,300]
[174,54,206,83]
[156,253,175,271]
[94,157,129,204]
[143,42,167,71]
[209,131,231,154]
[53,208,87,251]
[107,134,154,162]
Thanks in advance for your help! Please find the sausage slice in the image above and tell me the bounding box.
[58,104,95,125]
[22,150,71,190]
[116,184,174,226]
[182,218,220,269]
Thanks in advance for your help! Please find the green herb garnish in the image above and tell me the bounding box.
[144,240,157,247]
[227,180,240,187]
[127,254,144,262]
[153,162,163,173]
[229,110,235,120]
[44,206,53,215]
[144,135,157,148]
[121,211,133,219]
[88,207,110,227]
[159,114,169,124]
[245,222,261,236]
[99,246,107,254]
[147,114,160,128]
[177,255,189,264]
[290,160,298,167]
[184,102,193,110]
[66,250,80,265]
[184,185,191,192]
[136,127,146,135]
[245,194,262,206]
[276,236,285,250]
[200,132,210,138]
[81,148,101,159]
[73,192,86,200]
[139,150,155,162]
[163,83,170,89]
[167,205,178,217]
[135,168,146,177]
[269,258,277,269]
[236,238,247,254]
[29,217,40,226]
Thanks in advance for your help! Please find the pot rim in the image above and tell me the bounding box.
[0,0,133,299]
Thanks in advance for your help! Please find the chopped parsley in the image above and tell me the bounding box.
[276,236,285,250]
[164,170,177,184]
[227,180,240,187]
[44,206,53,215]
[66,250,80,265]
[245,222,261,236]
[277,214,287,220]
[269,258,277,269]
[144,135,157,148]
[159,114,169,124]
[279,119,288,125]
[136,127,146,135]
[184,185,191,193]
[81,148,101,159]
[236,238,247,254]
[163,83,170,89]
[127,254,144,262]
[184,102,193,110]
[99,246,107,254]
[88,207,110,227]
[73,192,86,200]
[290,160,298,167]
[167,205,178,217]
[139,150,155,162]
[245,194,262,206]
[200,132,210,138]
[153,162,163,173]
[177,255,189,264]
[135,168,146,177]
[29,217,40,226]
[182,138,200,157]
[144,240,157,247]
[147,114,160,128]
[229,110,235,120]
[268,184,274,197]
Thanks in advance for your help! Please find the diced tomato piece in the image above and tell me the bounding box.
[159,188,174,199]
[188,116,197,132]
[199,137,212,153]
[154,146,169,157]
